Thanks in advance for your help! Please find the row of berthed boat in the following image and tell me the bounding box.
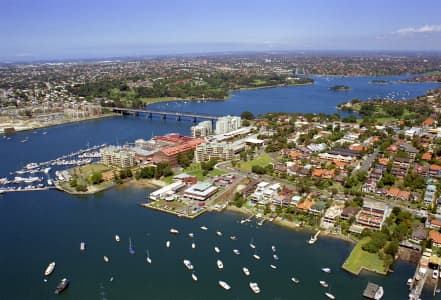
[42,225,338,297]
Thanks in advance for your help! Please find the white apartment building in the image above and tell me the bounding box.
[215,115,241,135]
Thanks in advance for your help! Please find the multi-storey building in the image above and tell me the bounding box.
[191,121,213,138]
[215,115,241,135]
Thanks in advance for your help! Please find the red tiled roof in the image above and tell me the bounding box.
[429,230,441,244]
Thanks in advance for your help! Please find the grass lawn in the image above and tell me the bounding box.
[239,153,273,172]
[71,163,110,179]
[161,163,227,184]
[140,97,178,105]
[342,237,388,275]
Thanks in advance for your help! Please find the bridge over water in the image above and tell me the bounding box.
[112,107,220,123]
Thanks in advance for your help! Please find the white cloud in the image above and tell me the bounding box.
[396,24,441,34]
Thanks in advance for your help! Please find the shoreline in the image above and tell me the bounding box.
[0,113,116,134]
[142,81,315,107]
[225,205,357,245]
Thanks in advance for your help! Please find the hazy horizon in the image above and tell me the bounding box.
[2,0,441,61]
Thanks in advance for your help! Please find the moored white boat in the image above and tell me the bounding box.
[115,235,120,242]
[214,246,220,253]
[44,262,56,276]
[188,232,194,238]
[243,267,250,276]
[216,231,223,237]
[249,282,261,294]
[325,292,336,299]
[270,264,277,269]
[166,240,171,248]
[80,241,86,251]
[170,228,179,234]
[218,280,231,290]
[272,245,276,252]
[104,256,109,263]
[192,273,198,281]
[233,249,240,255]
[291,277,300,284]
[191,242,196,249]
[253,254,261,260]
[200,226,208,231]
[321,267,331,273]
[320,280,328,288]
[183,259,194,270]
[230,235,237,240]
[273,254,279,260]
[217,259,224,269]
[146,250,152,264]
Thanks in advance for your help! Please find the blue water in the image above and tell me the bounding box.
[1,75,440,299]
[147,75,441,115]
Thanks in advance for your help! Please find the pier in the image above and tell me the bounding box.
[112,107,220,123]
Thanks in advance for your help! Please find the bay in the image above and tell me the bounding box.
[1,75,440,299]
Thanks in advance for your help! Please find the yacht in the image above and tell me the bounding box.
[80,241,86,251]
[218,280,231,290]
[273,254,279,260]
[200,226,208,231]
[253,253,261,260]
[217,259,224,269]
[321,267,331,273]
[192,273,198,281]
[320,281,329,288]
[325,292,336,299]
[270,264,277,269]
[233,249,240,255]
[166,240,171,248]
[216,231,223,237]
[44,262,56,276]
[214,246,220,253]
[129,237,135,255]
[406,278,413,286]
[271,245,276,252]
[243,267,250,276]
[291,277,300,284]
[188,233,194,238]
[115,235,120,242]
[249,238,256,249]
[146,250,152,264]
[183,259,194,270]
[104,256,109,263]
[191,241,196,249]
[230,236,237,240]
[249,282,261,294]
[54,278,69,295]
[170,228,179,234]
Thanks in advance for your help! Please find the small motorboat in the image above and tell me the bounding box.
[44,262,56,276]
[104,256,109,263]
[320,281,328,288]
[291,277,300,284]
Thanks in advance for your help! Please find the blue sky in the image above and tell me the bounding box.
[1,0,441,60]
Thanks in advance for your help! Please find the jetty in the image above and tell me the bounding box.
[308,230,320,244]
[409,248,432,300]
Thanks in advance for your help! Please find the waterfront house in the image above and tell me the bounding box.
[340,206,360,221]
[355,200,390,230]
[410,225,428,245]
[429,230,441,247]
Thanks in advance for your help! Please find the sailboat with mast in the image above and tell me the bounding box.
[129,237,135,255]
[146,250,152,264]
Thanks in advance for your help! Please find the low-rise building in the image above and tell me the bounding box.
[356,199,390,229]
[183,181,219,201]
[149,181,186,201]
